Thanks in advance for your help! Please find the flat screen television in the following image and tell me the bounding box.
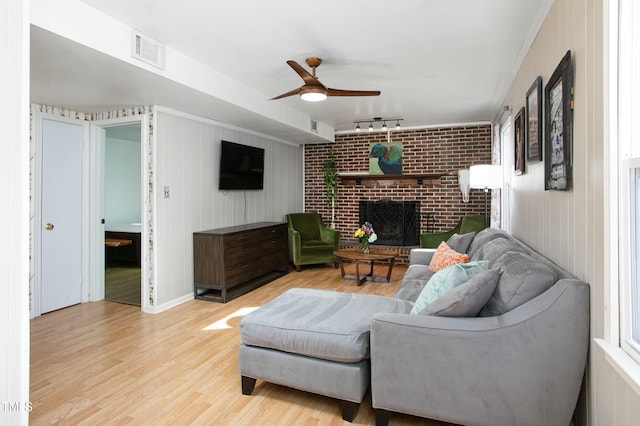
[218,140,265,190]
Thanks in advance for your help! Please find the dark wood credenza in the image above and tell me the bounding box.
[193,222,289,303]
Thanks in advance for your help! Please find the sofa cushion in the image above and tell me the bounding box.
[467,228,511,259]
[470,236,524,264]
[410,261,490,314]
[429,242,469,272]
[446,232,476,254]
[479,251,558,316]
[419,268,500,317]
[394,264,434,302]
[240,288,413,363]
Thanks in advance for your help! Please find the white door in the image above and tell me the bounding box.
[40,118,84,313]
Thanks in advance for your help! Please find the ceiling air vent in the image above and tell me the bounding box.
[131,30,165,70]
[310,119,319,133]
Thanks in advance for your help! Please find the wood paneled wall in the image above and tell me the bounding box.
[497,0,635,424]
[153,109,304,306]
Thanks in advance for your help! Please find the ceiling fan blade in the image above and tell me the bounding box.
[269,87,301,100]
[327,88,381,97]
[287,60,324,87]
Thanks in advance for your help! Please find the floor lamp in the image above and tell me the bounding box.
[469,165,502,228]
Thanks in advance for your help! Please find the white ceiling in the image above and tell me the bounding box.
[30,0,553,143]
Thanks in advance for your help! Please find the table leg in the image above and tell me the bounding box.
[385,258,395,282]
[339,259,346,277]
[355,260,365,286]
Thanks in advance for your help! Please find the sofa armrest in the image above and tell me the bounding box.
[370,280,589,426]
[408,248,435,266]
[287,228,302,264]
[320,226,341,250]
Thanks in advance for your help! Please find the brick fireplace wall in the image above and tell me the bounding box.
[304,124,492,264]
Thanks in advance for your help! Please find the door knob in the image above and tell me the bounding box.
[44,223,54,231]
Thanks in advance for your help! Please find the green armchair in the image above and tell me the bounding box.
[420,214,486,248]
[286,213,341,272]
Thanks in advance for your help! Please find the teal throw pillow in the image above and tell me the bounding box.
[419,268,500,317]
[410,260,490,314]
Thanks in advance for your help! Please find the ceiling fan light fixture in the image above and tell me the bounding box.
[300,86,328,102]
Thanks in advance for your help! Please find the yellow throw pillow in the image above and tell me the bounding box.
[429,241,469,272]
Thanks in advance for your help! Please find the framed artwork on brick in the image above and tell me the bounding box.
[526,76,543,163]
[369,142,403,175]
[514,107,525,175]
[544,50,573,191]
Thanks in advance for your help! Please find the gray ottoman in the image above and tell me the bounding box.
[238,288,413,421]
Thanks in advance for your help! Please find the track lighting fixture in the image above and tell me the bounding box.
[353,117,404,132]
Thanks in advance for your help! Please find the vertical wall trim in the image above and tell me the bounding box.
[1,0,30,424]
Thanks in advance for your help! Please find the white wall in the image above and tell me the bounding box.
[498,0,640,424]
[104,132,141,225]
[153,108,304,307]
[30,0,334,144]
[1,0,30,424]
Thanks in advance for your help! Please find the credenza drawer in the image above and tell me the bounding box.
[261,251,288,272]
[224,243,259,266]
[225,261,258,286]
[260,235,287,253]
[261,226,287,240]
[224,230,262,249]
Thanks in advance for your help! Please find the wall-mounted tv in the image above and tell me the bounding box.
[218,140,265,190]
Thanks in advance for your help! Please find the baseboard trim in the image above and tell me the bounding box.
[142,293,193,314]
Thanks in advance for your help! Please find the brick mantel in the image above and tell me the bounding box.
[304,124,492,264]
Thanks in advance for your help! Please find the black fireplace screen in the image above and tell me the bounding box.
[359,200,420,246]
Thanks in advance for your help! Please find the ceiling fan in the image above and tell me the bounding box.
[270,57,381,102]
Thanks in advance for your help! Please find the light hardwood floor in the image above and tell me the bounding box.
[30,263,451,426]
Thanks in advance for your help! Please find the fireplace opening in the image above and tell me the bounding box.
[359,200,420,246]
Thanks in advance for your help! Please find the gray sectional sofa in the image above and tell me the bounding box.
[239,228,590,425]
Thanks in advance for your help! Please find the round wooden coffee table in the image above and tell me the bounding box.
[333,247,397,286]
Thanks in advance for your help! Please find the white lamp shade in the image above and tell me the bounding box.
[469,164,502,189]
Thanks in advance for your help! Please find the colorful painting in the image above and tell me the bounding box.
[369,142,403,175]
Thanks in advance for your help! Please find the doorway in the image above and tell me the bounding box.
[102,123,142,306]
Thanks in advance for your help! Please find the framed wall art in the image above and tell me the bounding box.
[526,76,543,163]
[369,142,403,175]
[544,50,573,191]
[514,107,525,175]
